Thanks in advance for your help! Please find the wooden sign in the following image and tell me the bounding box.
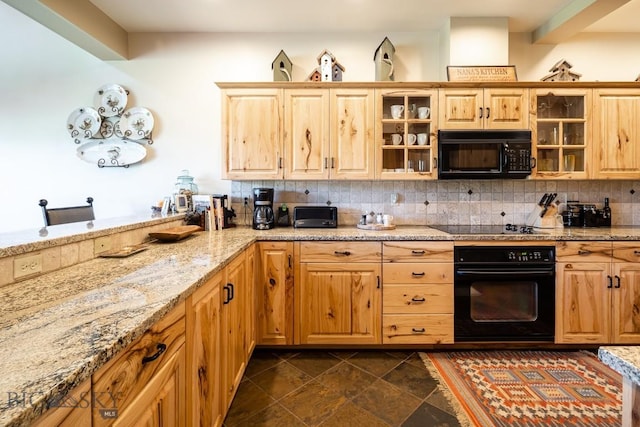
[447,66,517,82]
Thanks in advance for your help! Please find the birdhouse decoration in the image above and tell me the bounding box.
[308,49,345,82]
[541,59,582,82]
[374,37,395,81]
[272,50,293,82]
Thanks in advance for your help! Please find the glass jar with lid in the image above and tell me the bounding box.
[174,169,198,210]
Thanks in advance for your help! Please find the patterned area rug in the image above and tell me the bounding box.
[420,350,622,427]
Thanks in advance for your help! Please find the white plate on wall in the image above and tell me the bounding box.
[94,84,128,117]
[67,107,101,140]
[120,107,154,140]
[77,138,147,167]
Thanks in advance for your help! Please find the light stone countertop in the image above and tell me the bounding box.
[3,223,640,426]
[598,347,640,386]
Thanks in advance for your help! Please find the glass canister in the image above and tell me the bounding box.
[174,169,198,209]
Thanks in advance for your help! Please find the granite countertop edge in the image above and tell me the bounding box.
[4,224,640,426]
[598,346,640,386]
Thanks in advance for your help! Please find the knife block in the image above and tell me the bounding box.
[533,205,560,229]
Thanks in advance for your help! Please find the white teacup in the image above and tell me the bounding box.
[390,105,404,119]
[418,106,431,119]
[406,134,417,145]
[391,133,402,145]
[417,133,428,145]
[383,214,394,226]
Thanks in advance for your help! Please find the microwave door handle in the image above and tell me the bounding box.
[502,143,509,171]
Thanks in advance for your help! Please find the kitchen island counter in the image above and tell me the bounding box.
[599,346,640,426]
[4,224,640,425]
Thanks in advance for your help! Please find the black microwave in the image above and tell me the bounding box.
[438,129,532,179]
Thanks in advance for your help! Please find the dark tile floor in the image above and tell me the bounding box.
[223,350,462,427]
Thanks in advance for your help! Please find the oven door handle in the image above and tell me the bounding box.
[456,268,554,276]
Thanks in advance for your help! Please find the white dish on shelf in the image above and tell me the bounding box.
[67,107,101,139]
[94,84,127,117]
[120,107,154,140]
[77,138,147,167]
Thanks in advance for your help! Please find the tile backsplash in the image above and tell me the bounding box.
[231,180,640,226]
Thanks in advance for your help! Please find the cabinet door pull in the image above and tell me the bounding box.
[530,157,537,168]
[634,250,640,256]
[278,157,283,169]
[479,107,484,118]
[607,276,613,289]
[412,328,426,333]
[229,283,235,301]
[377,276,381,289]
[485,107,490,119]
[288,254,292,268]
[615,275,621,288]
[578,250,591,255]
[411,296,426,303]
[411,250,425,255]
[411,272,425,277]
[223,285,231,304]
[433,157,438,168]
[324,157,328,170]
[331,157,335,169]
[142,343,167,365]
[334,251,351,256]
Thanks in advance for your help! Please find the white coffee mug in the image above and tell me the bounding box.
[418,106,431,119]
[417,133,428,145]
[390,105,404,119]
[391,133,402,145]
[406,134,417,145]
[383,214,394,226]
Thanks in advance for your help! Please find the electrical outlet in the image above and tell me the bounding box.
[14,254,43,279]
[94,236,112,254]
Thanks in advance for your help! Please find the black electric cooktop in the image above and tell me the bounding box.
[429,224,538,235]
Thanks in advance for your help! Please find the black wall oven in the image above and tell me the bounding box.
[454,245,555,342]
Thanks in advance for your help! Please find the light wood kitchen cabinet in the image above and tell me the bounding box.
[33,378,92,427]
[221,252,247,411]
[531,88,591,179]
[221,88,282,180]
[376,89,438,180]
[592,89,640,179]
[438,88,528,129]
[244,243,256,358]
[382,241,454,344]
[186,270,223,427]
[295,241,381,344]
[92,302,186,427]
[556,241,640,344]
[256,241,294,345]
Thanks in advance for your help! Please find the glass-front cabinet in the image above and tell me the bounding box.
[531,89,590,179]
[376,89,438,179]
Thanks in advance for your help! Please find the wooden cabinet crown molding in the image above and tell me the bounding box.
[216,81,640,90]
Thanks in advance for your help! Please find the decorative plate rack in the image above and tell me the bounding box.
[66,84,155,168]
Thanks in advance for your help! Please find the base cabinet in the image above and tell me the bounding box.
[186,270,223,427]
[91,303,186,426]
[556,241,640,344]
[295,242,381,344]
[382,242,454,344]
[256,242,294,345]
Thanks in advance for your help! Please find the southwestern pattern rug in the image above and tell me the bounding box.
[420,351,622,427]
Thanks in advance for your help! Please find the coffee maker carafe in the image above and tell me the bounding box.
[252,188,275,230]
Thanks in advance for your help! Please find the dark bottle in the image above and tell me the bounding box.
[601,197,612,227]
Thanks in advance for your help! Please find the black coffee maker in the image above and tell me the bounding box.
[252,188,275,230]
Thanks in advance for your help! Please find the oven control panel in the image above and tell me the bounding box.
[455,246,555,264]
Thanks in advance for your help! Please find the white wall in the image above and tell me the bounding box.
[1,0,640,232]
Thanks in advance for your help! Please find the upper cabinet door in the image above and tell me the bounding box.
[438,89,483,129]
[438,88,528,129]
[483,88,529,129]
[222,88,282,180]
[284,89,330,180]
[329,89,375,179]
[593,89,640,179]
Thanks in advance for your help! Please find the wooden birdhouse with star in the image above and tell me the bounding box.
[541,59,582,82]
[272,50,293,81]
[374,37,395,81]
